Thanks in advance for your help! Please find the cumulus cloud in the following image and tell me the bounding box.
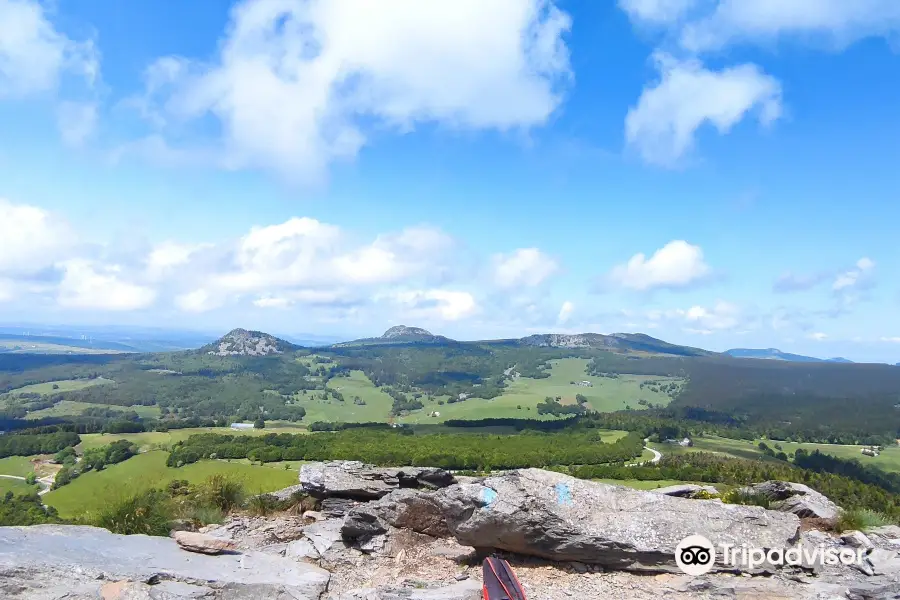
[643,300,744,334]
[833,257,875,292]
[130,0,572,180]
[608,240,712,291]
[0,198,76,277]
[619,0,900,52]
[0,0,98,98]
[379,289,478,322]
[618,0,700,25]
[492,248,559,289]
[680,0,900,52]
[625,52,781,166]
[56,259,157,311]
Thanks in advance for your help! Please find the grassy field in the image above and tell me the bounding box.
[316,370,394,421]
[26,400,161,420]
[0,341,127,354]
[662,435,900,473]
[400,358,681,423]
[0,478,37,495]
[0,456,35,477]
[8,377,114,395]
[43,451,297,518]
[596,478,693,490]
[77,424,310,451]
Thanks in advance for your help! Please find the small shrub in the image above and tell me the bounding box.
[94,490,174,536]
[721,489,770,509]
[693,489,718,500]
[24,472,37,485]
[185,504,224,526]
[836,508,890,533]
[198,474,246,512]
[247,494,281,517]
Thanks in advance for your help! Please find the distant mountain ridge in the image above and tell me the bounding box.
[334,325,456,347]
[516,332,712,357]
[200,328,299,356]
[725,348,854,363]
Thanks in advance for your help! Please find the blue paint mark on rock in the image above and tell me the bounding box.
[480,487,499,508]
[555,483,573,505]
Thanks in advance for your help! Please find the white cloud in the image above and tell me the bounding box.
[381,289,478,321]
[0,0,98,98]
[681,301,742,334]
[833,257,875,292]
[492,248,559,289]
[625,53,781,166]
[57,259,157,311]
[618,0,699,25]
[145,241,209,279]
[175,288,220,314]
[133,0,572,180]
[609,240,711,291]
[57,101,98,147]
[0,198,76,276]
[680,0,900,53]
[879,337,900,343]
[557,300,574,324]
[808,331,828,341]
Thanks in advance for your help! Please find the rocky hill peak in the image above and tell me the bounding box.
[201,328,296,357]
[381,325,433,339]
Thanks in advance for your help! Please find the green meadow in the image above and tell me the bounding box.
[43,451,297,519]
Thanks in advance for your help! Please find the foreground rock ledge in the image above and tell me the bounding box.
[0,525,330,599]
[347,468,802,573]
[300,460,456,500]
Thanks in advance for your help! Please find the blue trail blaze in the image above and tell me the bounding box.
[555,483,573,505]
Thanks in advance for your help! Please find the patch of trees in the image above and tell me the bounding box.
[565,452,900,520]
[166,429,645,471]
[536,398,585,416]
[0,491,63,526]
[0,431,81,458]
[53,440,138,489]
[793,449,900,495]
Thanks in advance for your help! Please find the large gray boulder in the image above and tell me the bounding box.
[430,469,801,573]
[651,484,719,498]
[300,461,456,500]
[739,480,841,520]
[0,525,330,599]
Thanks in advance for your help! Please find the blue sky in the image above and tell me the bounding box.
[1,0,899,362]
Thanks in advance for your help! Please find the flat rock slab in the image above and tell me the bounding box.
[301,461,455,500]
[0,525,330,599]
[739,480,841,520]
[173,531,238,555]
[434,468,801,573]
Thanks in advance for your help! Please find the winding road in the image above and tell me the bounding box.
[0,473,52,495]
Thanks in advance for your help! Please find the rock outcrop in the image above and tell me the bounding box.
[173,530,238,555]
[0,525,330,599]
[300,461,456,500]
[651,483,720,498]
[739,480,841,520]
[389,468,800,573]
[200,328,297,357]
[6,463,900,600]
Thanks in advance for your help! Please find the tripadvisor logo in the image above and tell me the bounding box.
[674,534,866,576]
[675,535,716,576]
